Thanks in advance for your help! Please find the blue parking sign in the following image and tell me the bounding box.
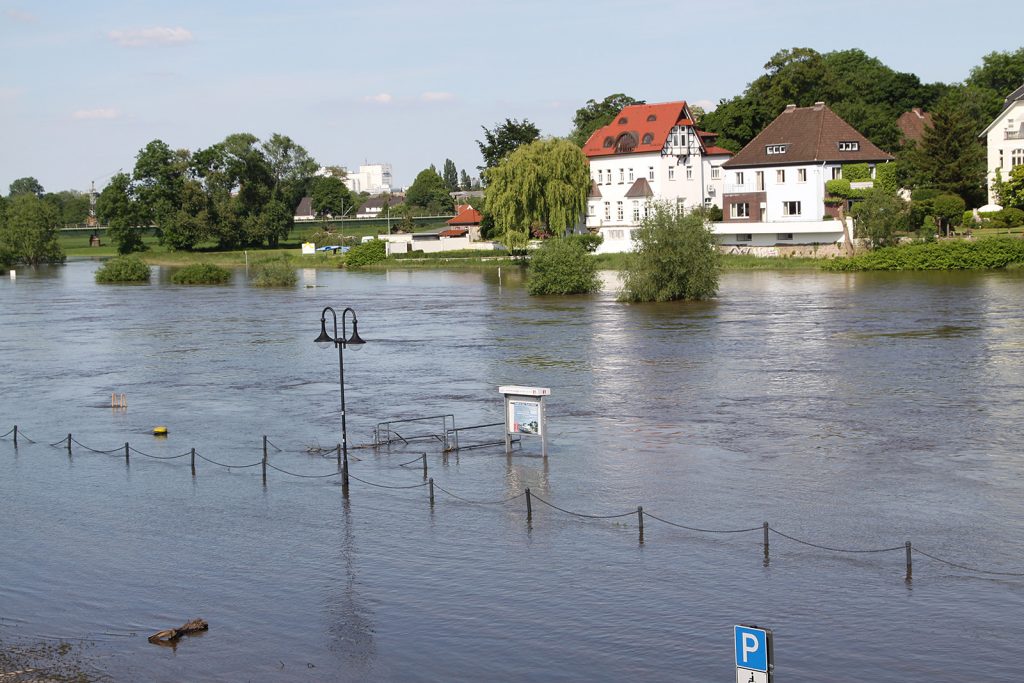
[734,625,769,672]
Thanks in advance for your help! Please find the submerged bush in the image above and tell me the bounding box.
[94,255,150,283]
[526,237,601,296]
[822,237,1024,271]
[345,239,387,267]
[171,263,232,285]
[250,256,297,287]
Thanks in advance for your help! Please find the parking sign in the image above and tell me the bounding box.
[734,624,772,683]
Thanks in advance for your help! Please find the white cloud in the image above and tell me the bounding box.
[4,8,36,22]
[692,98,716,112]
[420,91,454,102]
[72,108,120,120]
[363,93,393,104]
[107,26,193,48]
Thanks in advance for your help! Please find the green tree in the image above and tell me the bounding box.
[8,176,44,198]
[310,175,352,217]
[477,118,541,170]
[40,191,90,226]
[261,133,318,216]
[619,204,719,303]
[459,169,472,191]
[852,190,907,247]
[1001,165,1024,210]
[966,48,1024,119]
[931,194,967,236]
[527,237,601,295]
[484,138,589,250]
[0,194,65,265]
[97,172,146,254]
[405,167,453,212]
[442,159,459,192]
[133,140,189,229]
[903,88,988,207]
[568,93,644,147]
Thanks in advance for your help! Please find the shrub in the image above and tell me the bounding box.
[565,232,603,253]
[345,238,387,267]
[851,190,906,248]
[95,255,151,283]
[1000,207,1024,227]
[526,237,601,296]
[841,163,871,182]
[250,256,297,287]
[932,194,966,233]
[874,163,899,195]
[619,203,719,302]
[911,188,942,201]
[822,237,1024,271]
[826,178,852,197]
[171,263,232,285]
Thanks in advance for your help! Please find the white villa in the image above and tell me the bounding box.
[981,83,1024,206]
[719,102,894,247]
[582,101,732,253]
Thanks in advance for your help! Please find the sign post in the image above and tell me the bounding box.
[498,386,550,456]
[734,624,773,683]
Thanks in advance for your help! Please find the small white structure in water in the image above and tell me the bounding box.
[499,385,550,457]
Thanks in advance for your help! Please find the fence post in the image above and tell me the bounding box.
[763,522,770,564]
[341,445,349,497]
[12,425,16,447]
[429,477,435,506]
[191,448,196,477]
[125,442,130,464]
[905,541,912,582]
[638,506,644,544]
[525,488,532,521]
[422,453,428,480]
[336,443,341,469]
[262,436,268,486]
[67,433,72,455]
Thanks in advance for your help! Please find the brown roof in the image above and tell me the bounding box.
[588,180,602,198]
[723,102,894,169]
[897,108,932,144]
[624,178,654,198]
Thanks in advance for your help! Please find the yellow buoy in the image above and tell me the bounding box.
[153,425,168,436]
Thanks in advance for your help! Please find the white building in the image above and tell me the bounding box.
[718,102,894,247]
[341,163,394,195]
[582,101,732,253]
[981,83,1024,206]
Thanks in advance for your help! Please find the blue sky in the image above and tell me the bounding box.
[1,0,1021,194]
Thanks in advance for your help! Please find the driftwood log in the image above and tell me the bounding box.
[148,618,208,644]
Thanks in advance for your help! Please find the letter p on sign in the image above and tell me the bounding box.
[734,625,769,673]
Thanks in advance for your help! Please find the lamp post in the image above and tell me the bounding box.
[315,306,365,490]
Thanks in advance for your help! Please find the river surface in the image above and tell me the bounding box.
[1,261,1022,682]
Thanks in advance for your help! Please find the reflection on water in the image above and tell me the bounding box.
[1,262,1023,681]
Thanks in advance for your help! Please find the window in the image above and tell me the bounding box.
[831,166,842,180]
[602,137,614,148]
[618,117,628,124]
[587,203,594,217]
[668,165,675,180]
[615,133,637,153]
[704,197,712,207]
[730,202,750,219]
[777,233,794,241]
[735,172,745,186]
[604,202,610,220]
[736,234,753,242]
[646,114,657,122]
[783,201,801,216]
[643,202,650,218]
[711,167,721,180]
[642,133,654,144]
[766,144,788,155]
[648,166,655,181]
[686,166,693,180]
[608,229,624,240]
[619,169,625,183]
[676,197,686,210]
[1013,149,1024,166]
[776,169,786,183]
[755,171,764,191]
[632,201,640,222]
[797,168,807,183]
[616,201,624,220]
[597,170,603,184]
[628,168,634,181]
[838,141,860,151]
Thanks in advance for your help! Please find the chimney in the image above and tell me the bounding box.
[784,104,797,113]
[813,101,825,110]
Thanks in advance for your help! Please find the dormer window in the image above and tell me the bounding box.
[602,136,614,148]
[838,141,860,151]
[766,144,788,155]
[646,114,656,122]
[642,133,654,144]
[615,132,638,153]
[618,117,628,125]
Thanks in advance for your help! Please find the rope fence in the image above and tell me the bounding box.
[1,424,1021,581]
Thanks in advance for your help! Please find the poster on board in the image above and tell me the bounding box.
[508,400,541,436]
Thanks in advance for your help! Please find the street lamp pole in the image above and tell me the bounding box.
[315,306,365,491]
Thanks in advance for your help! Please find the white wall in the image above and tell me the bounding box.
[986,101,1024,205]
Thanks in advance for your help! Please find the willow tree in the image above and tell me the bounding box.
[484,138,589,250]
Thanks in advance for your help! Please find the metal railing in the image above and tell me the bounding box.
[374,414,455,450]
[444,422,519,453]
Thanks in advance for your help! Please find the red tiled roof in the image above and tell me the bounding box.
[897,108,933,144]
[439,228,468,237]
[446,206,482,225]
[703,146,733,156]
[723,103,894,168]
[583,101,692,158]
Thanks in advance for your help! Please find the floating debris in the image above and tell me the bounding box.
[148,618,208,645]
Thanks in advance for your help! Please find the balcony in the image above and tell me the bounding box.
[1006,130,1024,140]
[724,183,765,195]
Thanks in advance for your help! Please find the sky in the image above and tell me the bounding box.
[1,0,1021,194]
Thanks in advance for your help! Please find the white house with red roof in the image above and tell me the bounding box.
[446,204,483,241]
[582,101,732,253]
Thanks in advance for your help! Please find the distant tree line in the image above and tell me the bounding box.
[0,177,78,266]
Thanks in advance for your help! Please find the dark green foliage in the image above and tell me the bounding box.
[250,256,296,287]
[966,48,1024,120]
[310,176,352,217]
[565,232,603,253]
[442,159,459,192]
[851,190,907,247]
[568,94,645,147]
[97,172,147,254]
[8,176,44,197]
[823,237,1024,271]
[42,190,90,226]
[874,163,899,195]
[405,168,454,213]
[477,118,541,170]
[95,255,150,283]
[459,169,472,191]
[1002,165,1024,210]
[932,194,966,233]
[975,207,1024,230]
[842,163,871,182]
[171,263,232,285]
[526,238,601,295]
[619,204,720,302]
[0,194,65,265]
[345,238,387,267]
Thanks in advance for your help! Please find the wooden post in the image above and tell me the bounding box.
[262,436,268,486]
[763,522,770,563]
[429,477,435,506]
[638,506,644,544]
[67,433,72,455]
[336,443,341,469]
[342,447,349,496]
[525,487,532,521]
[12,425,17,447]
[125,442,130,464]
[905,541,912,582]
[422,453,428,480]
[191,448,196,477]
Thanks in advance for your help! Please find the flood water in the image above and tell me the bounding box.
[1,260,1022,682]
